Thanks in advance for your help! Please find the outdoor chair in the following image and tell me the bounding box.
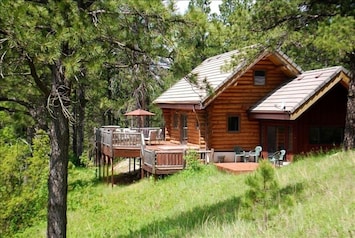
[248,146,262,163]
[144,130,157,145]
[156,128,163,143]
[269,149,286,166]
[234,146,246,162]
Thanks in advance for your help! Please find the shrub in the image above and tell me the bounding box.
[240,160,281,227]
[183,149,203,173]
[0,130,49,236]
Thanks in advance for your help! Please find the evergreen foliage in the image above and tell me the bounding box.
[240,160,294,229]
[0,0,354,236]
[0,130,49,237]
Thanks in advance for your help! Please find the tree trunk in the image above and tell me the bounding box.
[47,61,70,238]
[343,52,355,150]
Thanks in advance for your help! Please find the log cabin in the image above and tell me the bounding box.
[153,49,351,161]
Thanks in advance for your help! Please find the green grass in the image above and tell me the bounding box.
[15,151,355,237]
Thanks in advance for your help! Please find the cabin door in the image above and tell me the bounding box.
[263,125,293,154]
[180,114,188,144]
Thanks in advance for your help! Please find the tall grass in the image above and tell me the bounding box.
[15,151,355,237]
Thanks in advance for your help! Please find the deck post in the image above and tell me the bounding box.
[98,153,101,180]
[106,155,110,183]
[111,157,114,187]
[129,158,131,172]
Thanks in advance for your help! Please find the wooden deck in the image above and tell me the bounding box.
[94,126,264,186]
[214,162,259,174]
[94,127,213,184]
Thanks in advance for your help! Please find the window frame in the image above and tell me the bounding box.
[254,70,266,86]
[309,126,344,145]
[227,114,240,133]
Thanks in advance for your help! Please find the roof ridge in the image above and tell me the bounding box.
[302,65,342,73]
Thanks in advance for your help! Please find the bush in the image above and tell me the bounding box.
[183,149,204,175]
[0,130,49,237]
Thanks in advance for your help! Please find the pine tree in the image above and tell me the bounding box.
[0,0,180,236]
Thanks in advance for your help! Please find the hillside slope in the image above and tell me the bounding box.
[16,151,355,237]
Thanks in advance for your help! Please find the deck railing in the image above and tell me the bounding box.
[112,132,143,147]
[143,148,214,173]
[132,127,161,138]
[95,126,214,176]
[96,127,145,148]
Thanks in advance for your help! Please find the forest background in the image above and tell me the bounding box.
[0,0,354,237]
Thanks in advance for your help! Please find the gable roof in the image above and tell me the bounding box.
[153,48,302,109]
[249,66,350,120]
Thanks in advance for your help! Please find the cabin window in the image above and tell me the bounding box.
[227,115,240,132]
[254,70,266,85]
[173,113,178,129]
[309,126,343,144]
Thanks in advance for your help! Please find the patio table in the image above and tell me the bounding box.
[243,152,250,162]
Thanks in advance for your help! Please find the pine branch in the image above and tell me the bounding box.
[0,106,30,115]
[0,29,7,36]
[25,54,50,97]
[77,0,96,10]
[99,36,145,53]
[254,12,336,32]
[23,0,48,4]
[0,96,32,109]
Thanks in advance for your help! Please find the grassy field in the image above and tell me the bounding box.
[15,151,355,237]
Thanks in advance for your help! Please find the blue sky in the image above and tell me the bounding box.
[175,0,222,14]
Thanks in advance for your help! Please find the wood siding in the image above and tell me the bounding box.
[295,84,347,153]
[162,108,172,141]
[163,109,207,147]
[206,57,291,151]
[161,57,292,151]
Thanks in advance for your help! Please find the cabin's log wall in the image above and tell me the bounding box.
[163,109,207,147]
[162,108,172,141]
[160,57,292,151]
[206,57,291,151]
[187,111,201,145]
[195,110,207,147]
[166,109,180,142]
[295,84,347,153]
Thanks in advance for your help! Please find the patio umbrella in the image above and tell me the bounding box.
[124,109,155,128]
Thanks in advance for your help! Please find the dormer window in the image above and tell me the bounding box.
[254,70,266,85]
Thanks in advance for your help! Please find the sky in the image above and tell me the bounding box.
[174,0,222,14]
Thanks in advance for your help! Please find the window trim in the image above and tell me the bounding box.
[254,70,266,86]
[227,114,240,133]
[309,126,344,145]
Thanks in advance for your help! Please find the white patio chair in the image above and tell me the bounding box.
[156,128,163,143]
[269,149,286,166]
[144,130,157,145]
[248,146,262,163]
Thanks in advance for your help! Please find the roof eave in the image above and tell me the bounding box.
[202,50,303,107]
[249,111,291,120]
[288,70,350,120]
[155,103,203,110]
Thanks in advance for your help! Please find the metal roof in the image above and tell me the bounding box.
[153,48,302,107]
[250,66,350,120]
[153,49,243,105]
